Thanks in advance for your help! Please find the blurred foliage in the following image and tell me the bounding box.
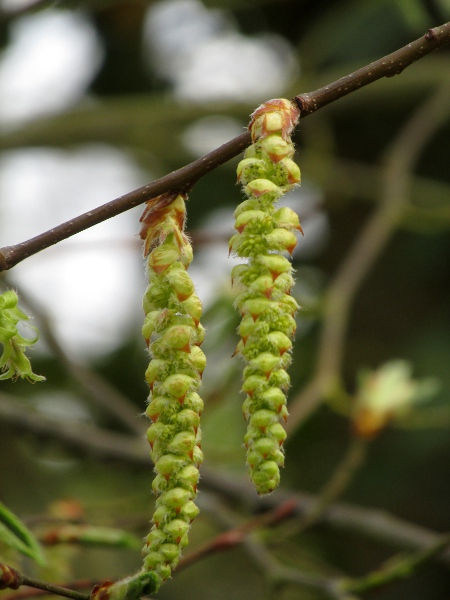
[0,1,450,599]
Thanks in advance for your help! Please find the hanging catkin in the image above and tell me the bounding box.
[139,191,205,587]
[230,99,302,495]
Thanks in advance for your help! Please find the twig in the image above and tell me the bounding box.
[286,76,450,433]
[1,22,449,272]
[0,391,149,465]
[0,563,89,600]
[0,580,96,600]
[178,499,297,572]
[0,276,145,436]
[337,533,450,595]
[1,397,449,567]
[276,437,368,540]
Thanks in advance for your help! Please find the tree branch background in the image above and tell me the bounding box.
[0,1,450,600]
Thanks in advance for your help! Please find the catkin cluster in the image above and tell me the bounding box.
[229,98,302,495]
[139,191,205,587]
[0,290,44,382]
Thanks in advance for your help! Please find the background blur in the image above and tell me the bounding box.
[0,1,450,599]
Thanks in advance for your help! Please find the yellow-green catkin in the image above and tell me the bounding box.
[92,192,205,600]
[0,289,44,382]
[139,191,205,587]
[230,99,302,495]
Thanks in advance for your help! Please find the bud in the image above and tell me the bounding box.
[146,422,166,448]
[145,359,169,389]
[194,323,205,346]
[192,445,204,466]
[162,374,197,401]
[234,210,267,233]
[241,297,273,320]
[244,179,282,201]
[241,374,268,397]
[259,136,293,163]
[160,325,192,352]
[184,392,204,415]
[159,543,180,563]
[167,431,196,456]
[265,228,298,254]
[249,275,274,298]
[265,331,292,356]
[234,198,260,218]
[165,266,195,302]
[163,519,190,542]
[251,462,280,494]
[188,345,206,374]
[238,315,257,343]
[181,294,203,326]
[273,157,301,186]
[143,552,164,570]
[267,422,287,444]
[174,408,200,430]
[155,454,185,477]
[152,505,170,529]
[148,242,181,274]
[261,387,286,413]
[257,254,292,280]
[249,409,278,430]
[142,311,163,341]
[273,206,303,233]
[152,474,169,494]
[249,353,281,377]
[146,528,166,548]
[160,488,192,510]
[179,501,200,522]
[236,158,268,185]
[146,396,172,423]
[268,368,291,390]
[177,465,199,489]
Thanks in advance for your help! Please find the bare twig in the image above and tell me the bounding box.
[0,391,149,465]
[0,563,89,600]
[1,22,449,272]
[337,533,450,595]
[178,499,297,572]
[0,276,145,436]
[0,580,96,600]
[277,437,368,539]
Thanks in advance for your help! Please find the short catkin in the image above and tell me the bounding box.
[140,191,205,587]
[230,98,302,495]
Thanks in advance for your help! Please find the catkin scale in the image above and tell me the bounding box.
[231,99,301,495]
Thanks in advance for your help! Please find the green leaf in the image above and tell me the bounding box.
[0,502,45,565]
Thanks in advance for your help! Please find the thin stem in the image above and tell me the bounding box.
[0,396,449,567]
[178,499,297,572]
[1,22,449,272]
[0,276,145,436]
[338,533,450,595]
[0,580,96,600]
[0,563,90,600]
[278,437,368,539]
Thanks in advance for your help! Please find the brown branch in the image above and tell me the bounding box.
[0,276,145,436]
[1,22,450,272]
[1,395,449,567]
[177,499,297,572]
[0,581,96,600]
[0,564,89,600]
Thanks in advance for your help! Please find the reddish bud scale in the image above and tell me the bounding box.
[230,99,302,495]
[138,191,205,588]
